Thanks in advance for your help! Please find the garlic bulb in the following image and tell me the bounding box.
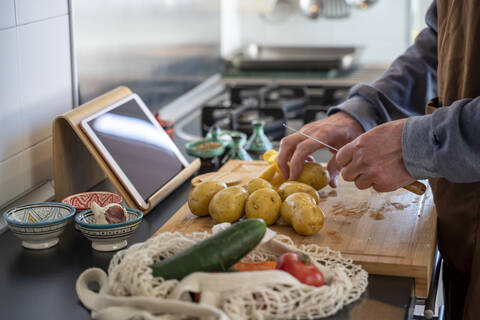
[90,202,127,224]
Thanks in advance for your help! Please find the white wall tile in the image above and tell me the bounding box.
[0,0,16,30]
[23,138,52,190]
[17,15,73,146]
[0,138,54,208]
[15,0,68,25]
[0,28,26,161]
[0,152,25,207]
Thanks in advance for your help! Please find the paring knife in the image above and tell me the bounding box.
[283,124,426,195]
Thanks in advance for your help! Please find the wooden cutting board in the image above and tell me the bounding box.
[154,160,437,298]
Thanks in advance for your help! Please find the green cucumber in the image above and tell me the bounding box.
[151,218,267,280]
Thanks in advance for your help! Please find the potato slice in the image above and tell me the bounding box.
[258,164,277,182]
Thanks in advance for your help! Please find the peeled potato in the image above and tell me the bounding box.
[291,205,325,236]
[296,162,330,190]
[245,188,282,225]
[270,172,287,188]
[209,186,249,223]
[258,164,277,182]
[188,181,227,216]
[244,178,272,195]
[278,181,320,204]
[280,192,317,225]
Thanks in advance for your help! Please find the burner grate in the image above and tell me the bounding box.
[201,83,347,140]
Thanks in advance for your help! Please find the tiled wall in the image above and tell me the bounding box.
[0,0,73,207]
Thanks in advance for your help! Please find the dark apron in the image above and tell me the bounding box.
[427,1,480,319]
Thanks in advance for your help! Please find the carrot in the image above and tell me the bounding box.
[233,261,277,271]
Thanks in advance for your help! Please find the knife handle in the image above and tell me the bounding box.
[403,181,427,195]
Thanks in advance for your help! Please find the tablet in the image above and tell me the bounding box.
[80,94,189,209]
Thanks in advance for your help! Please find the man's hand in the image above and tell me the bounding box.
[335,118,415,192]
[278,112,364,187]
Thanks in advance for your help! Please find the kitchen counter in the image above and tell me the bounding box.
[221,64,388,88]
[0,177,416,320]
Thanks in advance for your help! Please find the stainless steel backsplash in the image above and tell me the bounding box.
[73,0,220,112]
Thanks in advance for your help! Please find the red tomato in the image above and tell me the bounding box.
[276,252,324,287]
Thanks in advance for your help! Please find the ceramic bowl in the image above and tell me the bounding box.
[186,138,228,159]
[61,191,123,211]
[206,130,247,148]
[3,202,76,249]
[75,208,143,252]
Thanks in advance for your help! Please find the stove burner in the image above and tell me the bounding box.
[201,83,348,141]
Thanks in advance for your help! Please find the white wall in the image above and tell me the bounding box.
[411,0,431,38]
[222,0,412,64]
[0,0,73,207]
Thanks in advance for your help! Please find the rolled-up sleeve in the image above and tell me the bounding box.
[402,98,480,182]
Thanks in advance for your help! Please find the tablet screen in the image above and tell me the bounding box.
[83,96,185,201]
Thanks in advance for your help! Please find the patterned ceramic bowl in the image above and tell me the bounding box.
[3,202,76,249]
[61,191,123,211]
[186,138,228,159]
[75,208,143,252]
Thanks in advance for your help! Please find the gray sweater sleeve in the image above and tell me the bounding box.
[403,99,480,182]
[328,0,480,182]
[326,1,480,182]
[328,1,438,131]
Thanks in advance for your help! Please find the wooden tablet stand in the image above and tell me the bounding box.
[53,86,200,214]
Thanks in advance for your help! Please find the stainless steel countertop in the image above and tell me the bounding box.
[221,64,387,88]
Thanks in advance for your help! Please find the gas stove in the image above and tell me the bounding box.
[200,83,349,141]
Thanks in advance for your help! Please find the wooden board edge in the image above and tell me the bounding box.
[62,86,133,125]
[357,260,430,298]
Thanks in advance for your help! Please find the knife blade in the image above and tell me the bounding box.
[283,123,426,195]
[283,124,339,152]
